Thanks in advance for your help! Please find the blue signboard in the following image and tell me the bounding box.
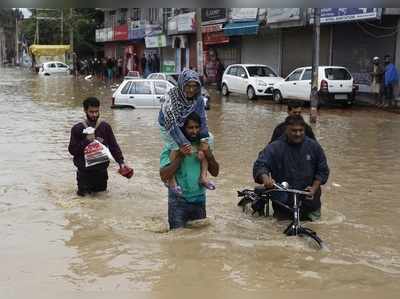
[319,8,380,23]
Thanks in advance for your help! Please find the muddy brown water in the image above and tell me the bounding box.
[1,67,400,298]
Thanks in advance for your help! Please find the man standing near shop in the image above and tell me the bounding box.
[68,97,133,196]
[383,54,399,108]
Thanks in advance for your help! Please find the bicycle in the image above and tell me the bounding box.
[237,182,324,250]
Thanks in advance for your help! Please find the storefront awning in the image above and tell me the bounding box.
[223,21,259,36]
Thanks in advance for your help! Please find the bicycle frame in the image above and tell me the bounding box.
[237,183,324,249]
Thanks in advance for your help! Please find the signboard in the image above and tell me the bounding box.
[145,23,163,37]
[128,27,145,40]
[314,8,381,24]
[105,27,113,41]
[203,31,229,45]
[177,12,196,33]
[145,34,167,48]
[231,8,259,22]
[202,23,223,34]
[267,8,301,23]
[201,8,227,25]
[113,24,128,41]
[168,16,178,35]
[162,60,176,72]
[95,29,106,42]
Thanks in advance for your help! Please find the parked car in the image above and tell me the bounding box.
[221,64,284,100]
[148,72,210,110]
[38,61,70,75]
[273,66,355,106]
[38,61,71,76]
[147,72,179,85]
[124,70,141,80]
[112,79,174,108]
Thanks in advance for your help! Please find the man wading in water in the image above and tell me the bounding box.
[68,97,133,196]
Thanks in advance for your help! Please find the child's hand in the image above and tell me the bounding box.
[180,144,192,155]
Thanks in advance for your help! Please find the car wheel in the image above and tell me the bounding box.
[221,83,229,96]
[247,86,256,100]
[273,90,283,104]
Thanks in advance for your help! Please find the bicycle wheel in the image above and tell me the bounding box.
[298,227,324,250]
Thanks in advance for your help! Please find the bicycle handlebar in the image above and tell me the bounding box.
[250,184,312,197]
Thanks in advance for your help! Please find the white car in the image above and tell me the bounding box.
[124,71,141,80]
[221,64,284,100]
[148,72,210,110]
[38,61,71,76]
[273,66,355,106]
[112,79,174,108]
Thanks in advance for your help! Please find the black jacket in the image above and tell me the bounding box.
[253,136,329,211]
[270,122,316,144]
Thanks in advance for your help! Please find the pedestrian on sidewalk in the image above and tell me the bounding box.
[383,55,399,108]
[370,56,385,107]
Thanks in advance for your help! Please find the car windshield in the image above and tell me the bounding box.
[246,66,277,77]
[324,68,352,80]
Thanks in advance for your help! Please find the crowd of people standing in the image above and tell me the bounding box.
[72,52,161,82]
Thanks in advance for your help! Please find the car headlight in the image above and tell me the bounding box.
[257,80,268,86]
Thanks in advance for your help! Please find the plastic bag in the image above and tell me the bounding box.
[84,139,115,168]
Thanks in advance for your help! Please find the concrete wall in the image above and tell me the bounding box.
[240,29,282,75]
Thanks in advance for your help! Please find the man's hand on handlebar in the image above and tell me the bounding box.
[261,173,275,189]
[304,186,315,200]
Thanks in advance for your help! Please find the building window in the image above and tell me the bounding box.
[130,8,141,22]
[109,10,116,27]
[148,8,159,24]
[118,8,127,25]
[163,8,172,18]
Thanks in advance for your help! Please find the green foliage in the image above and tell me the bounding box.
[20,8,103,56]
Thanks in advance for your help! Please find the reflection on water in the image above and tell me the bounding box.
[1,67,400,295]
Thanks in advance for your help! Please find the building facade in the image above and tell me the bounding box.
[95,8,400,95]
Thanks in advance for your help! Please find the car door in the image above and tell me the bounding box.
[129,80,154,108]
[282,69,304,99]
[153,81,171,107]
[225,66,238,92]
[46,62,57,74]
[56,62,69,74]
[116,81,133,106]
[236,66,249,95]
[297,68,312,100]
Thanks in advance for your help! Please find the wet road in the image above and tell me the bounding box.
[1,67,400,298]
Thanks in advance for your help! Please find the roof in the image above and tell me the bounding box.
[29,45,71,57]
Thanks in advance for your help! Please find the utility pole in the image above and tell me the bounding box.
[195,8,203,76]
[60,9,63,44]
[35,9,39,44]
[15,9,19,65]
[69,8,74,52]
[310,8,320,124]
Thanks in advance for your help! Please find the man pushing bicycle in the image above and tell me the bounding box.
[253,115,330,221]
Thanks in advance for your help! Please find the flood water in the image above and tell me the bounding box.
[1,67,400,298]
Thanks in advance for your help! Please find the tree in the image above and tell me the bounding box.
[19,8,103,57]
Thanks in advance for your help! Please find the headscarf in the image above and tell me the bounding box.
[161,69,202,131]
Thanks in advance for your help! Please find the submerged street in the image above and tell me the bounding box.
[1,67,400,297]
